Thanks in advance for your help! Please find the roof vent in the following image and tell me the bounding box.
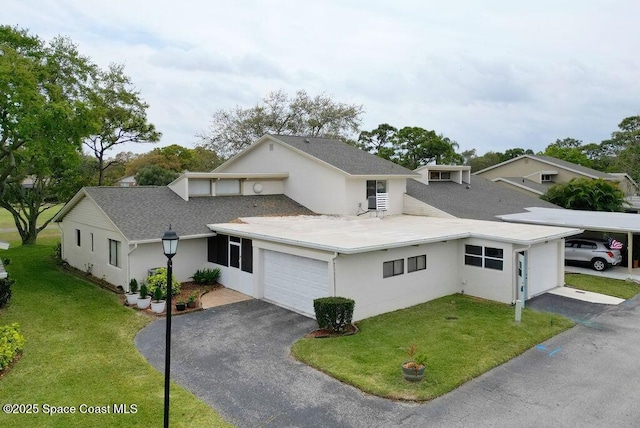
[304,139,310,143]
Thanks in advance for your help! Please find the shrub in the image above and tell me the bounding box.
[145,268,180,299]
[152,286,163,302]
[128,278,139,294]
[139,283,149,299]
[313,297,355,333]
[0,323,26,371]
[191,268,221,285]
[0,277,15,309]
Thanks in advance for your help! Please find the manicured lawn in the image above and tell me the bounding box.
[0,237,231,428]
[291,295,574,401]
[565,272,640,299]
[0,204,62,230]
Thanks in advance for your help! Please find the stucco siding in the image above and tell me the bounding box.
[459,238,513,304]
[479,158,582,184]
[335,242,459,321]
[527,240,563,297]
[220,141,347,214]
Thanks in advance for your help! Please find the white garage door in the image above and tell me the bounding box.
[263,250,329,317]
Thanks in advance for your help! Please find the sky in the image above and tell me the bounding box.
[4,1,640,156]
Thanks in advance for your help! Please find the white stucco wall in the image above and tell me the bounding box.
[527,240,563,297]
[60,197,129,288]
[335,242,459,321]
[459,238,514,304]
[219,141,348,214]
[402,194,456,218]
[128,238,210,288]
[344,177,407,215]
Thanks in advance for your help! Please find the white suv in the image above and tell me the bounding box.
[565,238,623,271]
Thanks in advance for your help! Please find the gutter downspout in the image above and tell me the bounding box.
[126,243,138,291]
[57,223,64,260]
[628,231,633,276]
[331,252,338,296]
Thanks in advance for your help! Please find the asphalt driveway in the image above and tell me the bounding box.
[136,295,640,427]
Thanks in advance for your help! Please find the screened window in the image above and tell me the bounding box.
[408,255,426,273]
[366,180,388,209]
[216,179,240,195]
[109,239,120,267]
[76,229,81,247]
[208,234,229,266]
[383,259,404,278]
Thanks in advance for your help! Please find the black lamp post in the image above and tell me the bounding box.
[161,227,179,428]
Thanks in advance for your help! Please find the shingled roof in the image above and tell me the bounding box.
[61,187,313,242]
[406,176,559,221]
[271,135,418,176]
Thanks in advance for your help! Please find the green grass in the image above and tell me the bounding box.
[291,295,574,401]
[0,204,62,230]
[0,236,231,428]
[565,273,640,299]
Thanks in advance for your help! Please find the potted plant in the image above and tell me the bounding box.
[176,299,186,311]
[151,286,166,314]
[126,278,139,306]
[137,283,151,310]
[401,345,426,382]
[187,292,197,308]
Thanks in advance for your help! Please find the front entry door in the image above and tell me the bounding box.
[517,251,527,305]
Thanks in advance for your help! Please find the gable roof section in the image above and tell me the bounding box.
[494,177,551,195]
[474,154,619,180]
[217,134,418,177]
[405,176,559,221]
[55,187,313,242]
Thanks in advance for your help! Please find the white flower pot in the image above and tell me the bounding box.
[137,296,151,310]
[126,292,139,306]
[151,300,166,314]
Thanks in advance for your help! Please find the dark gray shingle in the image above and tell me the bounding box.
[406,177,559,221]
[83,187,313,241]
[272,135,417,176]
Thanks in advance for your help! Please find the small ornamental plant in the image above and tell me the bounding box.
[139,283,149,299]
[152,286,163,303]
[403,345,427,373]
[128,278,139,294]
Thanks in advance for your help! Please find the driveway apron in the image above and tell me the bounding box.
[136,296,640,427]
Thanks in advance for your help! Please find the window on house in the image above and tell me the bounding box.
[109,239,120,267]
[90,233,94,252]
[408,255,427,273]
[76,229,81,247]
[383,259,404,278]
[367,180,388,210]
[208,234,229,266]
[216,179,241,195]
[464,245,503,271]
[429,171,452,181]
[541,174,552,182]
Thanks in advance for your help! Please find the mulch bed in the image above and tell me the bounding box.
[304,323,359,338]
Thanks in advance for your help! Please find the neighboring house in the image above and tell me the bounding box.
[116,176,137,187]
[474,155,638,197]
[54,135,581,321]
[404,165,560,221]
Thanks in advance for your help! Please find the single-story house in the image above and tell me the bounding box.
[54,134,581,320]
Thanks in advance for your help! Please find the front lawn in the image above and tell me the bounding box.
[565,273,640,299]
[0,237,231,428]
[291,295,574,401]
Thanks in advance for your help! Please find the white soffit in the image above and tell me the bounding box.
[498,207,640,233]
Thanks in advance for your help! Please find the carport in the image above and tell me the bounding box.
[499,207,640,275]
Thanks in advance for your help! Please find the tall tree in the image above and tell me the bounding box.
[357,123,397,160]
[0,26,96,199]
[0,142,84,244]
[199,89,364,157]
[135,165,179,186]
[603,115,640,182]
[542,138,592,167]
[541,178,626,212]
[84,63,161,185]
[394,127,461,170]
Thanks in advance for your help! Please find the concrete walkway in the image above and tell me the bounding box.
[547,286,625,305]
[565,264,640,282]
[200,287,252,309]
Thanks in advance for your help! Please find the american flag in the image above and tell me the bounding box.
[607,237,624,250]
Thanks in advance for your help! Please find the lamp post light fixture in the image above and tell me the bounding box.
[161,226,179,428]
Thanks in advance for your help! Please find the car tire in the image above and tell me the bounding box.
[591,258,607,272]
